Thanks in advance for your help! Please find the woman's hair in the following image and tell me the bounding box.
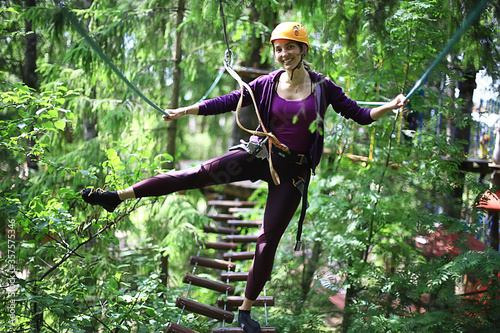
[298,43,312,70]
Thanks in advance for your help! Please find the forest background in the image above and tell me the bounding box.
[1,0,500,332]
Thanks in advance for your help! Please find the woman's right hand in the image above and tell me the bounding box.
[163,109,185,121]
[162,105,199,121]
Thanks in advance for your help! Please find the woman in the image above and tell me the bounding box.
[82,22,407,332]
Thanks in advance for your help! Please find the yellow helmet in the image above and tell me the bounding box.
[270,22,309,51]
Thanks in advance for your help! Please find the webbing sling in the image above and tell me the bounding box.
[53,1,170,118]
[218,0,289,186]
[295,169,310,251]
[223,61,290,186]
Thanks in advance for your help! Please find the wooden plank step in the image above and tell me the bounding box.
[223,251,255,261]
[204,241,239,251]
[190,256,236,271]
[176,297,234,323]
[203,225,240,235]
[206,213,237,221]
[207,200,257,208]
[213,327,277,332]
[165,321,199,333]
[217,296,274,308]
[227,220,262,228]
[183,273,235,295]
[220,272,249,282]
[224,235,259,243]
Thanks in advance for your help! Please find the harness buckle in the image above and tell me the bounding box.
[246,137,269,160]
[296,154,307,165]
[293,177,306,195]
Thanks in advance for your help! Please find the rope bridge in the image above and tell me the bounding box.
[165,199,277,332]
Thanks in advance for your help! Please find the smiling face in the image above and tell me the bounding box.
[273,39,305,71]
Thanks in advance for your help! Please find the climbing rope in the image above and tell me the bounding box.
[54,1,170,118]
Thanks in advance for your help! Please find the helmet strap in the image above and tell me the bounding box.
[290,54,304,81]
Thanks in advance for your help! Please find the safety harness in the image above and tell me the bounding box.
[230,135,312,251]
[227,68,324,251]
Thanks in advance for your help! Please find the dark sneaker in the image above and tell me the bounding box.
[238,310,260,333]
[81,188,121,212]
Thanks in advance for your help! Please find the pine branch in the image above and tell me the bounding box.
[20,199,143,285]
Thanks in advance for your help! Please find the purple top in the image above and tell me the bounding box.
[198,70,375,172]
[266,92,316,153]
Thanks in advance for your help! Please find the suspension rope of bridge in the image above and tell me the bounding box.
[371,0,491,162]
[196,68,225,104]
[54,0,244,118]
[53,0,171,118]
[403,0,491,102]
[55,0,491,120]
[361,0,493,258]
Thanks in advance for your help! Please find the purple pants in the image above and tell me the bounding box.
[132,148,308,300]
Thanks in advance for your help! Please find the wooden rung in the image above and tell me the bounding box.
[203,225,240,235]
[217,296,274,308]
[207,200,257,208]
[220,272,249,282]
[223,251,255,261]
[190,256,236,271]
[165,321,199,333]
[213,328,277,333]
[227,220,262,228]
[206,213,237,221]
[183,273,235,295]
[176,297,234,323]
[204,241,239,251]
[224,235,259,243]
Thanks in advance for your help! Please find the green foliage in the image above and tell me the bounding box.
[0,82,200,331]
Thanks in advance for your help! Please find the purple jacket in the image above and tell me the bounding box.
[198,70,374,173]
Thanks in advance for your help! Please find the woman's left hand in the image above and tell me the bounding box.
[369,94,409,120]
[390,93,408,109]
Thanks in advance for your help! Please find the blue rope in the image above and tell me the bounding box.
[404,0,491,102]
[357,101,386,106]
[54,1,170,118]
[196,68,225,104]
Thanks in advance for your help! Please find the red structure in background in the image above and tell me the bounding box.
[323,188,500,323]
[476,189,500,251]
[415,227,492,306]
[415,228,486,259]
[414,189,500,315]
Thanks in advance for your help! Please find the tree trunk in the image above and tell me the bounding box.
[83,86,98,141]
[25,0,38,170]
[82,0,98,142]
[24,5,43,328]
[165,0,185,169]
[160,254,169,286]
[456,68,475,155]
[341,277,360,333]
[447,67,476,219]
[300,240,322,304]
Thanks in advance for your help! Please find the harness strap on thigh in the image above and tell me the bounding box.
[269,145,312,250]
[294,169,310,251]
